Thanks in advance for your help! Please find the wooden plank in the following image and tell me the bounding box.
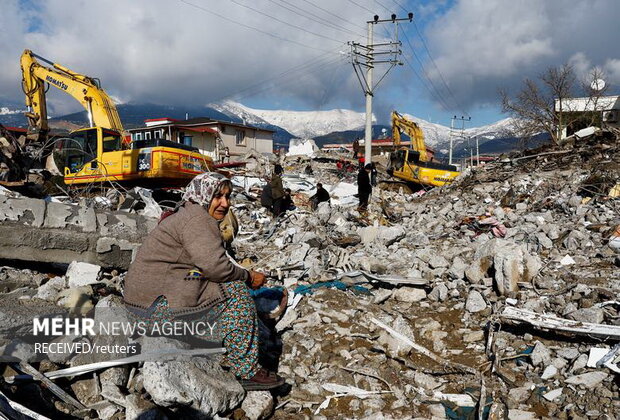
[499,307,620,340]
[12,362,87,412]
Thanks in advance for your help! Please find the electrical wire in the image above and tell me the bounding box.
[298,0,367,34]
[401,54,452,112]
[231,56,349,101]
[210,48,343,103]
[401,29,454,111]
[412,21,469,117]
[177,0,332,52]
[267,0,366,39]
[346,0,375,15]
[228,0,345,44]
[388,0,408,14]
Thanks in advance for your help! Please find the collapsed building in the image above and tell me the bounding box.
[0,128,618,419]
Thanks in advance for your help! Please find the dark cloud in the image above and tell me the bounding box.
[423,0,620,109]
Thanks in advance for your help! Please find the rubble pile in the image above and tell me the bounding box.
[0,130,617,419]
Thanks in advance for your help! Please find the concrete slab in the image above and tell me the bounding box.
[44,202,73,228]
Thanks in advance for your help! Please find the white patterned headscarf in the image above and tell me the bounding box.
[183,172,229,207]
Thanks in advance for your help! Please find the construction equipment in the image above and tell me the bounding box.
[21,49,212,187]
[387,110,459,188]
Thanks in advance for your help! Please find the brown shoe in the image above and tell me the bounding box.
[239,368,285,391]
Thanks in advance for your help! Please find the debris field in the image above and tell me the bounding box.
[0,129,619,419]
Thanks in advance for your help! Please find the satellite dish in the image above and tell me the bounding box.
[591,78,606,91]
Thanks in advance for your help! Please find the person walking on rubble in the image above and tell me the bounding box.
[352,138,360,159]
[270,164,285,217]
[123,172,285,390]
[357,164,372,211]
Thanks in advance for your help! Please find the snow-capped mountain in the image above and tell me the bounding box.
[0,107,23,116]
[212,100,375,138]
[400,112,516,150]
[212,100,517,150]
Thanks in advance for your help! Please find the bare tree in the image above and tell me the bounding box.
[500,64,574,145]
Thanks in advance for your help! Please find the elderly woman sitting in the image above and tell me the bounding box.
[123,172,284,390]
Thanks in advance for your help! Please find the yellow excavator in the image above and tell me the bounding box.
[387,110,459,188]
[21,49,212,187]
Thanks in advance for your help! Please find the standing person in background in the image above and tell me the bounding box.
[357,164,372,211]
[224,147,230,163]
[270,164,285,217]
[352,138,360,159]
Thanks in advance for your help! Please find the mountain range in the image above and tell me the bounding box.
[0,101,547,157]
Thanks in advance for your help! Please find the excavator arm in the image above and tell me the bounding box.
[20,49,123,141]
[391,110,428,162]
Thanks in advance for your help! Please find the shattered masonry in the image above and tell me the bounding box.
[0,129,619,419]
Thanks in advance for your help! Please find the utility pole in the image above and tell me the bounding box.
[448,115,471,166]
[350,13,412,164]
[475,136,480,166]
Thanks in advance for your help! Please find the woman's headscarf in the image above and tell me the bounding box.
[182,172,228,207]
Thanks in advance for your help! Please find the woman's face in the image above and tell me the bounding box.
[208,185,231,220]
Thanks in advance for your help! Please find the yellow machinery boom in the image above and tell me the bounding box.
[21,50,212,186]
[387,110,460,188]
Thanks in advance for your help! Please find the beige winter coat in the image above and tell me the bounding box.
[123,202,250,316]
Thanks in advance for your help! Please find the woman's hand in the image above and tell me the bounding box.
[248,270,266,289]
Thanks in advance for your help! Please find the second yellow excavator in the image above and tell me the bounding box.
[21,49,212,187]
[387,110,459,188]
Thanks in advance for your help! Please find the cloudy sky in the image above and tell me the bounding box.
[2,0,619,127]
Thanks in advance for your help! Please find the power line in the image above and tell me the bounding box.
[389,0,408,14]
[372,0,392,14]
[228,0,345,44]
[401,28,454,111]
[268,0,366,39]
[346,0,375,15]
[216,52,348,102]
[178,0,332,52]
[412,21,469,117]
[401,55,452,112]
[232,56,349,101]
[299,0,367,34]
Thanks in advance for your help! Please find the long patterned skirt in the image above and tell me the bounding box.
[142,280,259,380]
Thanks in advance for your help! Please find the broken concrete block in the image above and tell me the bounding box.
[464,257,491,284]
[35,276,66,301]
[71,378,102,406]
[124,394,159,420]
[474,239,532,295]
[142,356,244,417]
[0,339,36,363]
[507,409,537,420]
[565,371,609,387]
[567,307,605,324]
[66,261,101,288]
[542,387,563,402]
[465,290,486,313]
[392,287,426,303]
[44,201,73,228]
[428,254,449,269]
[462,330,485,343]
[448,257,467,280]
[508,386,532,404]
[541,365,558,380]
[530,341,552,367]
[241,391,274,420]
[428,284,448,302]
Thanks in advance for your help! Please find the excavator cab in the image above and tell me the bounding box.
[62,127,122,175]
